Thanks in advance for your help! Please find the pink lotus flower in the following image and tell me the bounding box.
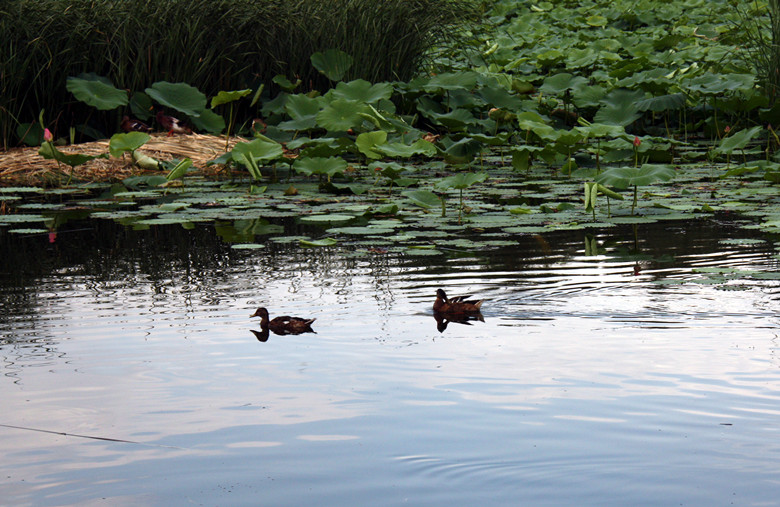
[724,126,731,134]
[633,136,641,147]
[43,128,53,143]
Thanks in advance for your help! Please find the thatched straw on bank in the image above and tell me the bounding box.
[0,134,247,187]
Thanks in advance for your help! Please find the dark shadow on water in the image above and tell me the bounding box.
[433,311,485,333]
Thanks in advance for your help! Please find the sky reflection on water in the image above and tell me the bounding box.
[1,219,780,506]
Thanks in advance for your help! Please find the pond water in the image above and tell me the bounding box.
[2,217,780,506]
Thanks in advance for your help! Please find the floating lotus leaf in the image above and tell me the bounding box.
[0,187,43,193]
[299,214,354,224]
[0,214,46,223]
[300,237,339,247]
[67,74,128,110]
[8,228,49,234]
[231,243,266,249]
[136,217,194,226]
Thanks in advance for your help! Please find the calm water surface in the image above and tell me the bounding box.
[1,219,780,506]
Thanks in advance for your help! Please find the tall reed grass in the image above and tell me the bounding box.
[736,0,780,104]
[0,0,479,149]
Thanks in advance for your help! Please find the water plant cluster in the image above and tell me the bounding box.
[3,0,780,254]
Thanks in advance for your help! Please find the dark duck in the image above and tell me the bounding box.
[433,288,484,314]
[250,307,316,335]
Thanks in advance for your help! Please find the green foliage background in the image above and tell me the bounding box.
[0,0,479,148]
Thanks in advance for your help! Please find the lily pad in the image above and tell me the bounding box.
[300,237,339,247]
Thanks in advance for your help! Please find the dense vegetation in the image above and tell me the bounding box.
[3,0,780,248]
[0,0,478,149]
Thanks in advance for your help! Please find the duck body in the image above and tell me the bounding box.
[250,307,316,335]
[156,111,192,136]
[121,116,152,133]
[433,288,483,314]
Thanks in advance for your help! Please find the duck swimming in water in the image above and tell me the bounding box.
[433,288,484,314]
[250,307,316,335]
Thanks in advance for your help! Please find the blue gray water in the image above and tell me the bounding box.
[2,219,779,506]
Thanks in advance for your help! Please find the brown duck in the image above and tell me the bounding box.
[156,110,192,136]
[250,307,316,335]
[121,116,152,133]
[433,288,484,314]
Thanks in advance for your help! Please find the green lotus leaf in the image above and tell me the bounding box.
[477,85,526,109]
[8,228,49,234]
[190,109,225,133]
[210,89,252,108]
[375,139,437,158]
[422,72,480,92]
[331,80,393,103]
[540,73,588,95]
[684,73,755,96]
[310,49,354,81]
[436,172,488,190]
[280,94,323,130]
[715,126,763,155]
[316,99,370,131]
[300,237,339,247]
[272,75,302,92]
[586,14,607,27]
[145,81,207,117]
[293,156,347,177]
[0,214,46,223]
[38,143,108,168]
[595,164,676,189]
[109,132,151,158]
[439,137,483,164]
[17,123,44,146]
[232,138,284,163]
[66,74,128,110]
[355,130,388,159]
[403,189,442,208]
[231,243,266,249]
[166,158,193,181]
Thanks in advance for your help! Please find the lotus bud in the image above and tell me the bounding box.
[43,128,53,143]
[633,136,641,147]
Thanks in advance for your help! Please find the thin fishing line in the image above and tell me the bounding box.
[0,423,187,450]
